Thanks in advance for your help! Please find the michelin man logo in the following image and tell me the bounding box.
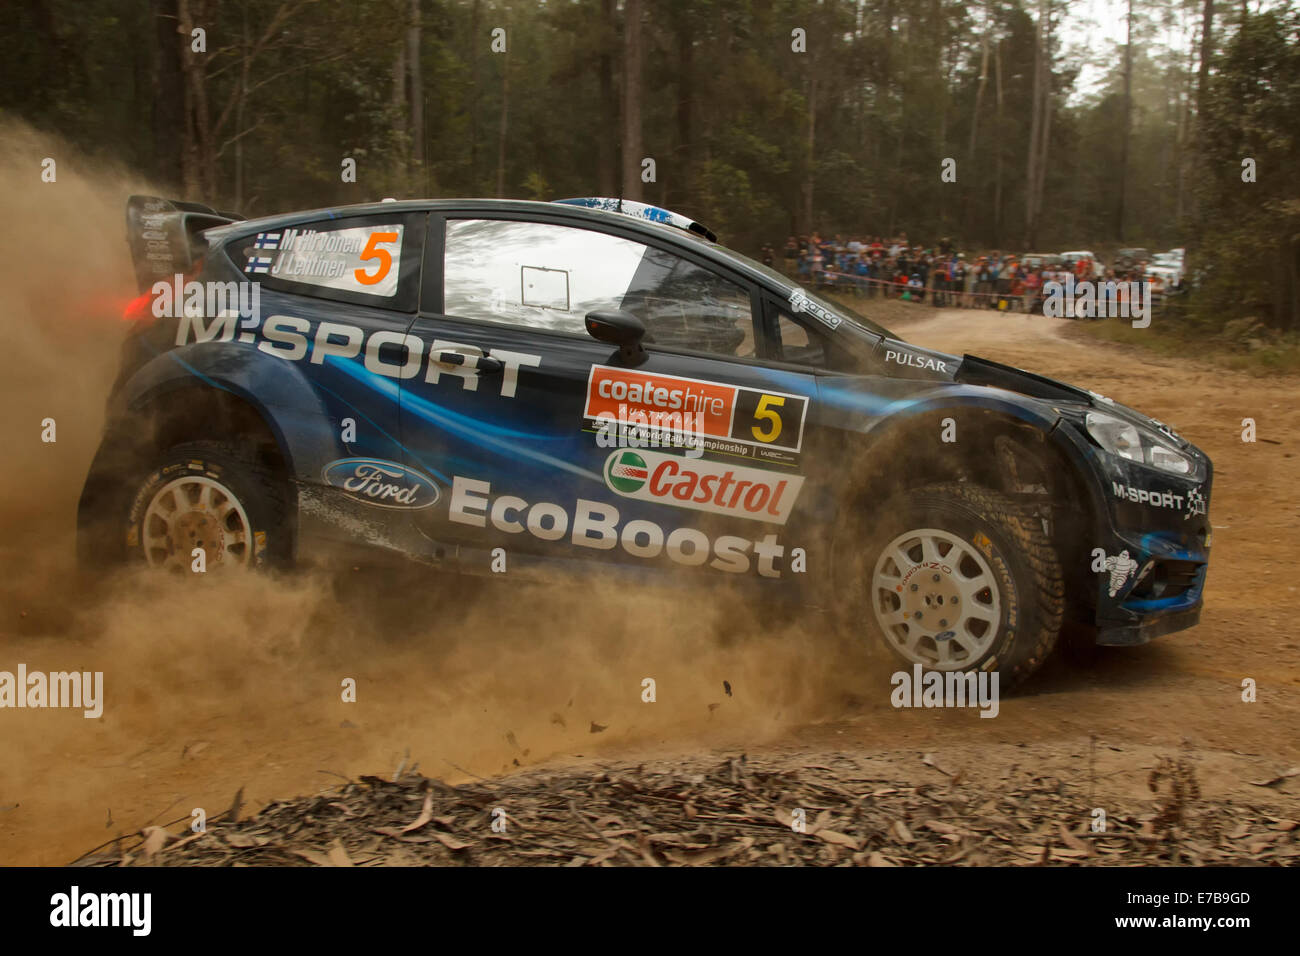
[1104,550,1139,597]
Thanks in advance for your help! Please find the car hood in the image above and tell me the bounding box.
[955,354,1092,402]
[872,341,1095,405]
[954,354,1194,448]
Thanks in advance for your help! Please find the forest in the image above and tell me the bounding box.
[3,0,1298,330]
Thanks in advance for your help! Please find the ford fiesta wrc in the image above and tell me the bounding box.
[77,195,1213,687]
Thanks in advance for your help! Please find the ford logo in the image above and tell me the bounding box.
[321,458,439,510]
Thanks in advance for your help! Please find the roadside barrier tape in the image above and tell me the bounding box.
[796,269,1171,308]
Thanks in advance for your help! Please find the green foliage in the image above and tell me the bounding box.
[0,0,1292,326]
[1191,6,1300,331]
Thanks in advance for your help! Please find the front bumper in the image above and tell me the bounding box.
[1077,430,1213,646]
[1097,604,1202,647]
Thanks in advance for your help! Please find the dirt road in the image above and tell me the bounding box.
[2,305,1299,866]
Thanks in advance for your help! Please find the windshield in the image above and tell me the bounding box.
[713,244,895,338]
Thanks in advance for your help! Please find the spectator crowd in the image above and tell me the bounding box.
[757,233,1174,314]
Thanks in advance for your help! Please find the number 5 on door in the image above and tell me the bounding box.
[751,394,785,443]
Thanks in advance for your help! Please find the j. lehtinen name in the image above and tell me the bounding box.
[0,665,103,718]
[891,664,999,718]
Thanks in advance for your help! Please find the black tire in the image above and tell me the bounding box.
[837,482,1064,689]
[123,440,289,572]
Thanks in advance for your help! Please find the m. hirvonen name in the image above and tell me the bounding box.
[0,665,103,718]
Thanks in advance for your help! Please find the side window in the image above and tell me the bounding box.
[625,247,755,358]
[227,212,424,311]
[443,218,756,358]
[774,311,827,367]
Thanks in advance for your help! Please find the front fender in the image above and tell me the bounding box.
[815,376,1111,543]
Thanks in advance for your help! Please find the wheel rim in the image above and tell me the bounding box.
[141,475,253,572]
[870,528,1002,669]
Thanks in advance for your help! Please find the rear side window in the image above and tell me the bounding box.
[442,218,755,359]
[774,311,826,366]
[227,212,424,311]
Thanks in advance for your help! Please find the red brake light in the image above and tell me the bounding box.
[122,291,152,322]
[121,259,206,324]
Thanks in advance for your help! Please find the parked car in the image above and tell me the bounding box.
[1150,253,1184,287]
[1145,265,1182,302]
[1059,251,1103,279]
[1022,253,1063,271]
[1114,248,1150,271]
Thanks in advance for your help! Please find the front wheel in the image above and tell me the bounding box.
[841,482,1064,689]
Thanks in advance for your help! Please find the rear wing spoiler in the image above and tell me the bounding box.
[126,195,244,292]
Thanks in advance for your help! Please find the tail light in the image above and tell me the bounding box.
[122,291,152,322]
[121,258,207,325]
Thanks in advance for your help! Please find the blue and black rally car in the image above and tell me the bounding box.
[78,195,1212,686]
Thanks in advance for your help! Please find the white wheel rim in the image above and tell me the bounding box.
[141,475,254,572]
[870,528,1002,669]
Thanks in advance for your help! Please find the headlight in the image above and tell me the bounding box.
[1085,411,1193,475]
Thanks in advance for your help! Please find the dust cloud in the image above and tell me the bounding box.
[0,121,881,865]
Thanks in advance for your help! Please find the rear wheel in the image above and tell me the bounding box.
[840,482,1064,689]
[123,441,288,573]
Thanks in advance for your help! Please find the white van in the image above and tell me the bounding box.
[1060,250,1104,279]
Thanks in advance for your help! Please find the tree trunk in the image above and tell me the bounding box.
[177,0,214,198]
[802,73,817,234]
[151,0,184,190]
[888,16,908,236]
[968,24,988,159]
[1031,1,1053,246]
[407,0,423,169]
[621,0,644,201]
[1175,31,1194,223]
[1197,0,1213,143]
[673,10,694,209]
[1116,0,1133,241]
[597,0,617,195]
[392,25,407,160]
[1025,2,1044,246]
[496,37,509,197]
[875,0,892,174]
[469,0,480,192]
[964,22,989,242]
[234,2,249,210]
[993,37,1004,246]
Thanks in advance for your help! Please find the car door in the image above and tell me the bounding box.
[399,211,819,580]
[224,210,430,556]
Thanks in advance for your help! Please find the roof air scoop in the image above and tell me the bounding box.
[552,197,717,243]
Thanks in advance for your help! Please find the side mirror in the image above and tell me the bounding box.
[585,309,647,364]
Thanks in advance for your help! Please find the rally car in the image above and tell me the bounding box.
[77,195,1213,687]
